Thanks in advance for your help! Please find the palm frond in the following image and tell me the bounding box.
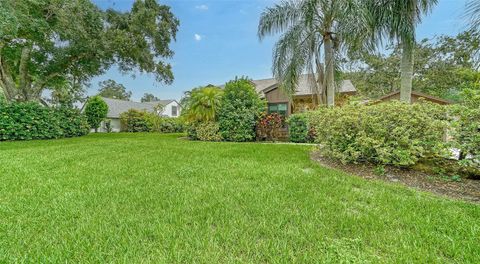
[466,0,480,30]
[258,0,303,40]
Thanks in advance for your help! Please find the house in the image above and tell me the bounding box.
[371,90,452,105]
[250,74,357,116]
[94,97,181,132]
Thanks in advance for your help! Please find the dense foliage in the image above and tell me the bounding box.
[181,85,223,122]
[451,89,480,171]
[120,109,152,132]
[195,122,222,141]
[0,0,178,103]
[256,113,284,141]
[141,93,160,103]
[309,102,449,166]
[84,96,108,132]
[120,109,184,133]
[344,31,480,102]
[287,113,315,143]
[148,116,184,133]
[97,80,132,100]
[0,102,89,141]
[218,78,265,142]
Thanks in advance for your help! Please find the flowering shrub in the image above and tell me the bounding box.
[257,113,284,141]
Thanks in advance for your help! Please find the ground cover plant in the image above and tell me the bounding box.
[0,133,478,262]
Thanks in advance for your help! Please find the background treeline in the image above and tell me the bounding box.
[343,30,480,102]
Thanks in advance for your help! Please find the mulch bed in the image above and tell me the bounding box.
[310,151,480,203]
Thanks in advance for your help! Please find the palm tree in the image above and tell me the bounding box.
[466,0,480,30]
[367,0,438,103]
[182,85,223,122]
[258,0,370,107]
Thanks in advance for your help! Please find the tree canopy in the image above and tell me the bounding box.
[141,93,160,102]
[97,79,131,100]
[343,30,480,102]
[0,0,179,103]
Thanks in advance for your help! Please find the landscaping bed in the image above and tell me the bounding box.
[311,151,480,203]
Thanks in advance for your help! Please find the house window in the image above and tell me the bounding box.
[268,103,288,116]
[171,105,177,116]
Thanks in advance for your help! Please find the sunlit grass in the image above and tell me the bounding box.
[0,133,478,262]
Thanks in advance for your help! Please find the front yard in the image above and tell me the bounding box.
[0,133,479,262]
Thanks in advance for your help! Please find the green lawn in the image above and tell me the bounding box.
[0,133,479,263]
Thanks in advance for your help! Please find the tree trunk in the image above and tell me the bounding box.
[0,45,16,101]
[400,41,414,103]
[315,59,326,105]
[324,34,335,107]
[19,46,32,101]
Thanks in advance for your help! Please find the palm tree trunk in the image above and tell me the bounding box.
[324,34,335,107]
[315,60,326,105]
[400,42,414,103]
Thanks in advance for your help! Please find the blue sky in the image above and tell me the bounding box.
[91,0,470,101]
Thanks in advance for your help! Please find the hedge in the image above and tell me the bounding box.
[309,101,449,167]
[0,102,89,141]
[120,109,185,133]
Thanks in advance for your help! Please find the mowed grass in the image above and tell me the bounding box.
[0,133,479,263]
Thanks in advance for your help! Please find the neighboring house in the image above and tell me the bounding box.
[92,97,181,132]
[250,74,357,116]
[371,91,452,105]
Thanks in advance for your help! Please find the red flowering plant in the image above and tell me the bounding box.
[256,112,284,141]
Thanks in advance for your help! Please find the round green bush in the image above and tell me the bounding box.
[287,114,314,143]
[218,78,265,142]
[120,109,152,132]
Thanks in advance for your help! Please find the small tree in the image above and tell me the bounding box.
[141,93,160,102]
[218,78,265,142]
[84,96,108,132]
[98,79,132,100]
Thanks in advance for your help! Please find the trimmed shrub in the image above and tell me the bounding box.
[309,101,449,167]
[56,107,90,137]
[120,109,152,132]
[218,78,265,142]
[196,122,222,141]
[84,96,108,132]
[149,116,184,133]
[257,113,284,141]
[120,110,184,133]
[0,102,89,141]
[186,122,199,140]
[287,113,315,143]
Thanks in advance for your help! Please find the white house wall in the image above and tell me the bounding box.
[91,118,121,133]
[161,101,181,117]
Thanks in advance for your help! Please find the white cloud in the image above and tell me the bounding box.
[195,4,208,10]
[194,34,202,41]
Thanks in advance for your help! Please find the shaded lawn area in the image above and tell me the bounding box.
[0,133,479,263]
